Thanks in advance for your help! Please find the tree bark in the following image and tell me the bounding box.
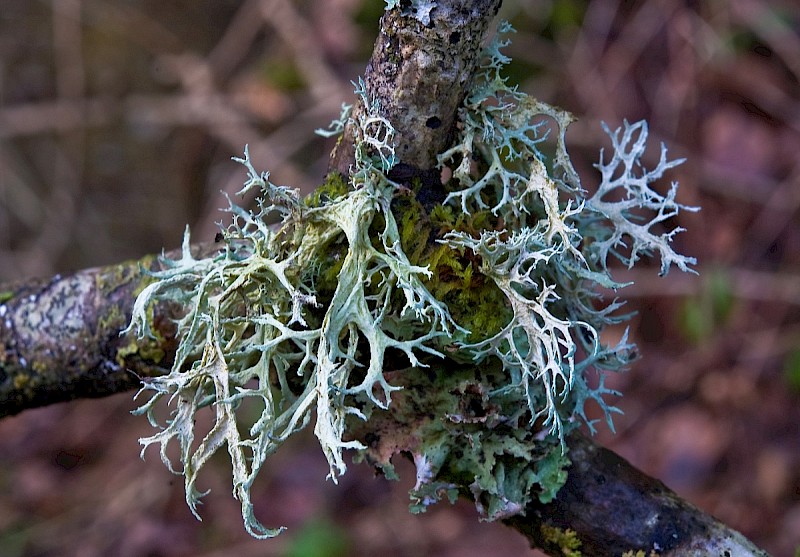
[328,0,502,176]
[0,254,181,418]
[351,369,769,557]
[0,2,770,555]
[509,432,769,556]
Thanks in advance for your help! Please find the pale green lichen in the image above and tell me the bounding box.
[582,120,699,276]
[127,82,461,538]
[127,24,697,537]
[384,0,437,25]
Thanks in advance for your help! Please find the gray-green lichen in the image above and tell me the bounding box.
[384,0,437,25]
[127,25,697,538]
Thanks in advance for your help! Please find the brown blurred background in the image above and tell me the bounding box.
[1,1,798,556]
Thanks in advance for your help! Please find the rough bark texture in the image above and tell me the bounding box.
[0,254,182,418]
[328,0,502,176]
[0,2,770,555]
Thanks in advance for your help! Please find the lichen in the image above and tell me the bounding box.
[127,24,697,537]
[127,83,462,538]
[384,0,437,26]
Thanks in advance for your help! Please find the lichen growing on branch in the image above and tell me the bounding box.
[127,24,697,537]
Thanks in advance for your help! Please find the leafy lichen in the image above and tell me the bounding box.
[127,24,697,537]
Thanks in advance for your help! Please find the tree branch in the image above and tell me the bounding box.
[350,368,769,557]
[0,2,769,555]
[513,432,768,556]
[0,254,181,418]
[329,0,502,175]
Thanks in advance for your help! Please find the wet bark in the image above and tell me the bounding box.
[0,2,770,555]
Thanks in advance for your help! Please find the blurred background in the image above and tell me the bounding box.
[1,1,799,555]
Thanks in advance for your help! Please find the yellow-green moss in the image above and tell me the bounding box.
[304,172,350,208]
[540,524,582,557]
[395,194,512,343]
[116,335,166,366]
[13,373,30,390]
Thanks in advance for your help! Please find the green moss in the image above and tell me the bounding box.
[394,194,512,344]
[0,291,14,303]
[311,238,348,300]
[304,172,350,208]
[539,524,582,557]
[428,245,512,343]
[428,202,496,236]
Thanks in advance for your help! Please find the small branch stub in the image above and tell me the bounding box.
[329,0,502,175]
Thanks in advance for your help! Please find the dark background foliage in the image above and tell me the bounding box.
[1,1,798,555]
